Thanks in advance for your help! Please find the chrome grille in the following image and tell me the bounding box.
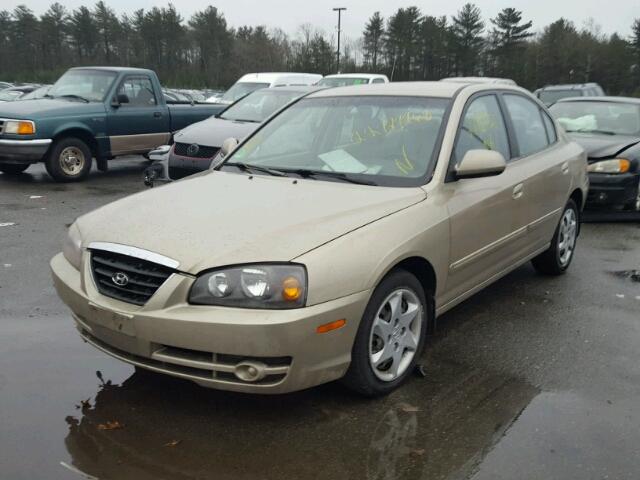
[173,142,219,159]
[0,119,5,134]
[90,249,175,306]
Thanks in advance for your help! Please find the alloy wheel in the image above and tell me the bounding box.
[557,208,577,267]
[369,288,423,382]
[59,147,85,176]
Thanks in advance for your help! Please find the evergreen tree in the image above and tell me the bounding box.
[451,3,485,76]
[489,8,533,81]
[362,12,384,71]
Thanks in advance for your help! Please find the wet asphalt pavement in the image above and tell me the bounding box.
[1,159,639,480]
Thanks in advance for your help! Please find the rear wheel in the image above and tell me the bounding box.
[532,199,579,275]
[45,137,93,182]
[342,269,430,397]
[0,163,30,175]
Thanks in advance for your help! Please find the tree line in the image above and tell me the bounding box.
[0,2,639,95]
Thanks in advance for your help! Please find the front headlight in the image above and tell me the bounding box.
[189,264,307,309]
[63,223,83,270]
[4,120,35,135]
[588,159,630,174]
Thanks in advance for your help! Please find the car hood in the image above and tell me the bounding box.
[173,117,258,147]
[568,133,640,161]
[0,98,104,119]
[76,171,426,274]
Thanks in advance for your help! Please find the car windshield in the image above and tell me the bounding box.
[220,89,305,123]
[220,82,270,103]
[550,101,640,136]
[538,90,582,105]
[222,95,450,187]
[48,69,117,102]
[318,77,371,87]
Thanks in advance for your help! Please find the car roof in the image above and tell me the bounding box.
[69,66,155,75]
[554,96,640,105]
[539,83,601,91]
[238,72,323,83]
[265,85,325,94]
[443,76,517,85]
[307,81,522,99]
[323,73,388,79]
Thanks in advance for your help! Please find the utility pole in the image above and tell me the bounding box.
[333,7,346,73]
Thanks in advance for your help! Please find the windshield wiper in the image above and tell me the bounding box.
[55,94,90,103]
[221,117,260,123]
[566,128,616,136]
[289,169,377,186]
[226,162,288,177]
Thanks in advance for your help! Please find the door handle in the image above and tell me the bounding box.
[512,183,524,199]
[561,162,570,174]
[153,111,162,118]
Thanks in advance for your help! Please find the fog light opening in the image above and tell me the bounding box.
[234,361,267,382]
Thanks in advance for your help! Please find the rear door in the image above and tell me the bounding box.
[443,93,531,306]
[501,93,569,251]
[107,74,170,155]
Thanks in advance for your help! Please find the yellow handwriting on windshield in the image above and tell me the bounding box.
[352,111,434,145]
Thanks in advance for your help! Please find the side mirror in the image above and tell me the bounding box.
[112,93,129,107]
[455,150,506,179]
[220,137,239,158]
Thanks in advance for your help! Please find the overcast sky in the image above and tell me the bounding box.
[5,0,638,40]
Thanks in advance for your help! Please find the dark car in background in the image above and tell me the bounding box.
[535,83,605,107]
[550,97,640,211]
[165,86,322,179]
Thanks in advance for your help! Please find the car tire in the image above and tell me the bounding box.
[342,269,430,397]
[532,199,579,275]
[0,163,30,175]
[45,137,93,182]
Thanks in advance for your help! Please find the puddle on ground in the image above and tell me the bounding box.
[62,360,539,480]
[610,270,640,283]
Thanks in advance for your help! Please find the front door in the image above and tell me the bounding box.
[442,93,530,307]
[107,75,170,155]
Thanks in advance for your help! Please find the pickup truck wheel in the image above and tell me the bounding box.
[342,269,429,397]
[532,199,579,275]
[0,163,30,175]
[45,138,92,182]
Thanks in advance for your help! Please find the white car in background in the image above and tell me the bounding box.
[212,73,323,105]
[318,73,389,87]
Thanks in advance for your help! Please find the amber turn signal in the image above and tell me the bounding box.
[316,319,346,334]
[17,121,35,135]
[282,276,302,301]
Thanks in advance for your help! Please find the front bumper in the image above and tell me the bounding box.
[586,172,640,209]
[0,138,52,163]
[167,150,217,180]
[51,252,370,394]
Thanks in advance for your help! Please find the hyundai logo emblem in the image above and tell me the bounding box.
[111,272,129,287]
[187,143,200,156]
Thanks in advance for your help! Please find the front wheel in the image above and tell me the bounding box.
[342,269,430,397]
[0,163,30,175]
[45,137,93,182]
[532,199,579,275]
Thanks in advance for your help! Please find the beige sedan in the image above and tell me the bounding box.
[51,82,588,396]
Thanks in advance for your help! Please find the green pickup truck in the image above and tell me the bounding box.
[0,67,224,181]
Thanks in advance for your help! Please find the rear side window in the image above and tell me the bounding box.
[503,94,549,156]
[454,94,510,163]
[372,78,386,84]
[542,111,557,143]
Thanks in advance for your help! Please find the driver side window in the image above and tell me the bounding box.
[117,76,157,106]
[454,95,510,164]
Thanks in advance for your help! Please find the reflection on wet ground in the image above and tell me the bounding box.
[64,360,538,480]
